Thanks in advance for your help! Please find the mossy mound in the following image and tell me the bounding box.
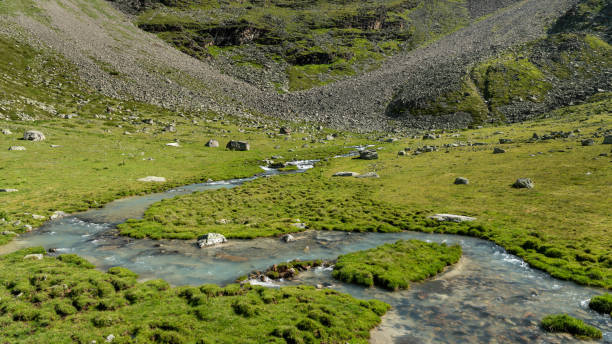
[332,239,462,290]
[540,314,602,340]
[0,247,388,343]
[589,293,612,316]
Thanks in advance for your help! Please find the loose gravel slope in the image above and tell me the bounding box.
[1,0,578,131]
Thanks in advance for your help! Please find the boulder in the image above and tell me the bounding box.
[279,127,291,135]
[454,177,469,185]
[333,172,360,177]
[281,234,296,243]
[0,188,18,192]
[291,223,307,230]
[23,254,44,260]
[9,146,26,151]
[50,211,68,220]
[513,178,534,189]
[226,140,250,151]
[359,150,378,160]
[355,172,379,178]
[429,214,476,222]
[197,233,227,247]
[138,176,166,182]
[205,139,219,148]
[165,142,180,147]
[602,135,612,144]
[499,138,513,144]
[493,147,506,154]
[398,151,406,156]
[1,129,11,135]
[581,139,594,146]
[269,162,287,169]
[23,130,45,141]
[423,133,436,140]
[163,125,176,132]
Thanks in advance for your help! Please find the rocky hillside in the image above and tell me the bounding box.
[111,0,522,92]
[386,0,612,125]
[2,0,603,131]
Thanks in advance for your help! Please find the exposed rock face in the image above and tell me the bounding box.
[8,146,26,151]
[454,177,469,185]
[197,233,227,247]
[513,178,534,189]
[333,172,360,177]
[23,130,45,141]
[226,140,250,151]
[359,150,378,160]
[429,214,476,222]
[205,139,219,147]
[138,176,167,182]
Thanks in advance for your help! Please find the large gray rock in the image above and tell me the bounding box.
[355,172,379,178]
[513,178,534,189]
[281,234,296,242]
[493,147,506,154]
[226,140,250,151]
[197,233,227,247]
[205,139,219,147]
[359,150,378,160]
[429,214,476,222]
[581,139,594,146]
[0,188,18,192]
[9,146,26,151]
[23,130,45,141]
[602,135,612,144]
[333,171,360,177]
[499,138,513,144]
[454,177,469,185]
[138,176,166,182]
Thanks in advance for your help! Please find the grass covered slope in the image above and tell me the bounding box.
[332,240,461,290]
[0,247,389,344]
[118,96,612,288]
[0,33,364,245]
[540,314,602,340]
[127,0,507,91]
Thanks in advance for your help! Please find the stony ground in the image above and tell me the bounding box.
[1,0,579,132]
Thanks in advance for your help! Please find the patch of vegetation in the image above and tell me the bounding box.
[131,0,484,90]
[117,168,483,240]
[589,293,612,316]
[0,248,388,343]
[332,240,461,290]
[550,0,611,42]
[540,314,602,339]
